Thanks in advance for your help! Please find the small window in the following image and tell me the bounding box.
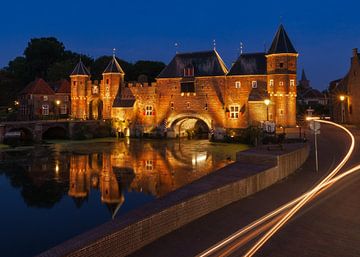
[42,104,49,115]
[43,95,48,101]
[73,81,76,86]
[252,81,257,88]
[187,102,190,109]
[171,102,174,110]
[279,62,284,68]
[205,103,208,110]
[269,79,274,87]
[106,79,109,85]
[235,81,241,89]
[230,105,240,119]
[145,160,153,171]
[64,96,69,102]
[145,105,153,116]
[181,82,195,93]
[279,81,284,86]
[93,85,99,94]
[183,65,194,77]
[279,109,284,115]
[350,105,353,114]
[290,80,295,86]
[60,104,67,114]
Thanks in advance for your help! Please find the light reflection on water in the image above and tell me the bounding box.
[0,139,246,257]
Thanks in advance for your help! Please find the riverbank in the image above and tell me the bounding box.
[38,143,309,257]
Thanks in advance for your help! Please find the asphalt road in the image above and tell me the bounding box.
[130,124,354,257]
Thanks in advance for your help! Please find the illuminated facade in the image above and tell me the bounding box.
[70,25,298,137]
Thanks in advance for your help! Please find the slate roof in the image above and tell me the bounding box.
[227,53,267,75]
[268,25,297,54]
[20,78,55,95]
[103,56,125,74]
[300,69,308,81]
[157,50,228,78]
[112,99,136,108]
[248,84,269,101]
[71,60,90,76]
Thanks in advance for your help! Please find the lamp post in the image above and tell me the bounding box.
[56,100,61,120]
[264,99,270,121]
[339,95,345,123]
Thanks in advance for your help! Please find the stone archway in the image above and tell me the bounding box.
[89,99,103,120]
[167,114,211,139]
[42,126,68,140]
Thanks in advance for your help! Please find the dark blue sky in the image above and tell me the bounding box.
[1,0,360,90]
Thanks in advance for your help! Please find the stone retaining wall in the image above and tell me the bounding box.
[39,143,309,257]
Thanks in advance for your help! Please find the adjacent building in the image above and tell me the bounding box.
[297,69,327,106]
[70,25,298,138]
[329,48,360,124]
[18,78,71,120]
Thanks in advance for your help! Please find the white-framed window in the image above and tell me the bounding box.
[290,80,295,86]
[145,105,153,116]
[251,81,257,88]
[60,104,67,114]
[230,105,240,119]
[269,79,274,87]
[93,85,99,94]
[279,81,284,86]
[235,81,241,89]
[42,104,49,115]
[43,95,48,101]
[145,160,153,171]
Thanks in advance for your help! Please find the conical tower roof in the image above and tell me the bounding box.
[71,60,90,76]
[103,55,125,74]
[268,25,297,54]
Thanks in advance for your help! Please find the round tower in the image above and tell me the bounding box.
[266,25,298,127]
[102,53,125,119]
[70,60,90,119]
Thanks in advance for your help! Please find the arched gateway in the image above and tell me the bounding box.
[166,113,211,138]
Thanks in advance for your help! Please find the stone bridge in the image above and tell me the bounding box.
[0,120,106,143]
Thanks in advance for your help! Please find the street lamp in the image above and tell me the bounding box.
[339,95,345,123]
[56,100,61,119]
[264,99,270,121]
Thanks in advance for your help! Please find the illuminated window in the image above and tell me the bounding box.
[279,81,284,86]
[290,80,295,86]
[145,105,153,116]
[42,104,49,115]
[235,81,241,88]
[43,95,48,101]
[252,81,257,88]
[145,160,153,171]
[230,105,240,119]
[269,79,274,87]
[93,85,99,94]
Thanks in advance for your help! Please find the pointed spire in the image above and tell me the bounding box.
[301,69,308,81]
[268,24,297,54]
[71,59,90,76]
[103,51,125,74]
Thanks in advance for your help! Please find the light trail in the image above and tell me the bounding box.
[244,120,355,257]
[198,120,357,257]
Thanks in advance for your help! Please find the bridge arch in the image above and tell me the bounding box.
[42,126,68,140]
[167,113,211,138]
[7,127,34,144]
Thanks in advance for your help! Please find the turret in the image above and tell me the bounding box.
[101,53,125,119]
[266,25,298,126]
[70,60,90,119]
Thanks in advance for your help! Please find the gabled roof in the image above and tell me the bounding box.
[103,56,125,74]
[70,60,90,76]
[301,88,324,99]
[157,50,228,78]
[112,86,136,108]
[49,79,70,94]
[227,53,267,75]
[248,84,269,101]
[20,78,55,95]
[268,25,297,54]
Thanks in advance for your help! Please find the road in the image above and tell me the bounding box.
[130,123,356,257]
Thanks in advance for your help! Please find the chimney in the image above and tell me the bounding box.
[353,48,358,57]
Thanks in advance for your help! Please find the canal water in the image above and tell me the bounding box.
[0,139,247,257]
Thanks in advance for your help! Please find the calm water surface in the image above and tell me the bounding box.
[0,139,246,257]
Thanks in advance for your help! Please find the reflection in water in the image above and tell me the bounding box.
[0,139,244,257]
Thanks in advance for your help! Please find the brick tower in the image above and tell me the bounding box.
[101,54,125,119]
[70,60,90,119]
[266,25,298,126]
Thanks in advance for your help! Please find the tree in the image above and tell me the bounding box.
[132,60,165,82]
[24,37,65,78]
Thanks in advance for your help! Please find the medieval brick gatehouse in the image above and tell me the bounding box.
[70,25,298,138]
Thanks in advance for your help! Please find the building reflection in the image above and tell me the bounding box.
[65,140,223,218]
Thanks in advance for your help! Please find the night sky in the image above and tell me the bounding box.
[1,0,360,90]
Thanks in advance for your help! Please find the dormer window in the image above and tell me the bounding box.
[183,64,194,77]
